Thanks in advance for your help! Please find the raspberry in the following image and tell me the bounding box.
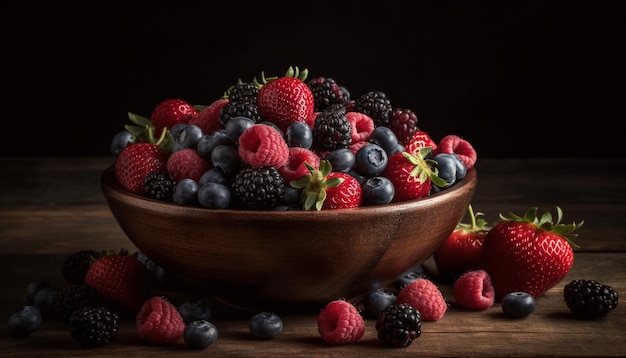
[434,134,477,169]
[396,278,447,321]
[188,98,228,134]
[166,148,210,183]
[317,299,365,345]
[405,130,438,155]
[389,108,419,146]
[136,296,186,344]
[277,147,321,182]
[453,270,495,310]
[238,124,289,168]
[345,111,375,143]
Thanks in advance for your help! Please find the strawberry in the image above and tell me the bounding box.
[433,205,491,282]
[256,66,315,133]
[149,98,198,138]
[84,251,152,316]
[188,98,229,134]
[291,160,362,210]
[481,206,583,301]
[405,129,437,155]
[115,142,169,195]
[381,147,447,202]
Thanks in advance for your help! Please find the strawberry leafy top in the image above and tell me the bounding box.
[456,204,491,233]
[124,112,174,153]
[290,160,342,211]
[498,206,584,248]
[403,147,448,188]
[253,65,308,89]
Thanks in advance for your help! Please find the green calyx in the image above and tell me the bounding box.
[124,112,174,153]
[290,160,342,211]
[402,147,448,188]
[456,204,491,232]
[253,65,309,89]
[498,206,584,248]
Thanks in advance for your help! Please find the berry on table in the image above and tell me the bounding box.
[453,270,495,310]
[26,279,50,305]
[8,305,42,338]
[363,288,397,318]
[564,279,619,319]
[69,306,119,347]
[183,320,218,349]
[317,299,365,345]
[136,296,186,344]
[178,299,211,324]
[397,278,448,321]
[375,303,421,348]
[249,311,283,340]
[501,291,536,318]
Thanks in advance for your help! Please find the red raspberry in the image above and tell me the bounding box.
[345,111,375,143]
[405,130,438,155]
[166,148,210,182]
[317,299,365,345]
[396,278,447,321]
[277,147,321,182]
[136,296,185,344]
[389,108,419,146]
[188,98,228,134]
[453,270,495,310]
[348,140,370,155]
[238,124,289,168]
[434,135,477,169]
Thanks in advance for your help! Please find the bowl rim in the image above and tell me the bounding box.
[101,164,477,218]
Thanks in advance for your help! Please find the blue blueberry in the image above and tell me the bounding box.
[279,186,301,208]
[393,266,428,291]
[362,176,395,205]
[199,168,229,187]
[197,130,233,158]
[110,130,134,155]
[501,291,536,318]
[168,123,189,139]
[178,299,211,325]
[249,312,283,340]
[33,287,58,317]
[26,280,50,305]
[183,320,218,349]
[286,121,313,149]
[324,148,355,173]
[211,145,241,175]
[363,289,397,318]
[347,169,368,186]
[197,182,231,209]
[8,305,42,337]
[225,116,255,141]
[355,143,388,177]
[172,124,204,152]
[367,126,401,156]
[173,178,200,206]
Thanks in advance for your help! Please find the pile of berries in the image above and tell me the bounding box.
[110,65,478,211]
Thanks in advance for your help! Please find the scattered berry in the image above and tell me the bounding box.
[317,299,365,345]
[69,306,119,348]
[249,311,283,340]
[397,278,447,321]
[26,279,50,305]
[363,288,397,318]
[501,292,536,318]
[564,279,619,319]
[8,305,42,338]
[183,320,218,349]
[136,296,186,344]
[453,270,495,310]
[178,299,211,325]
[375,303,421,348]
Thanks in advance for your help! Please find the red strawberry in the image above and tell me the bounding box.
[188,98,229,134]
[482,206,583,301]
[84,252,151,316]
[382,148,447,203]
[405,129,437,155]
[291,160,362,210]
[433,205,491,282]
[115,142,169,195]
[434,134,477,169]
[150,98,198,137]
[256,66,315,133]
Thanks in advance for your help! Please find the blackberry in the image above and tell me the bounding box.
[313,105,352,151]
[231,167,285,210]
[375,303,422,348]
[354,91,393,127]
[307,76,349,112]
[227,81,259,103]
[219,100,261,127]
[564,279,618,319]
[69,306,119,347]
[389,108,419,146]
[143,172,176,202]
[52,283,104,323]
[61,249,103,285]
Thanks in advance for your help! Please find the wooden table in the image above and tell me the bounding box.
[1,157,625,357]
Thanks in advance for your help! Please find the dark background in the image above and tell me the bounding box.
[1,1,624,158]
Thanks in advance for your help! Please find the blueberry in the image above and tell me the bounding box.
[324,148,355,173]
[355,143,388,177]
[363,289,397,317]
[393,267,428,291]
[110,130,134,155]
[197,182,231,209]
[362,176,395,205]
[367,126,400,156]
[286,121,313,149]
[501,291,536,318]
[173,178,200,206]
[279,186,301,208]
[32,287,58,317]
[197,130,233,158]
[225,116,255,141]
[432,153,459,188]
[199,168,229,187]
[169,123,189,139]
[183,320,218,349]
[8,305,42,337]
[211,145,241,175]
[26,279,50,305]
[347,169,368,186]
[249,312,283,340]
[172,124,204,152]
[178,299,211,325]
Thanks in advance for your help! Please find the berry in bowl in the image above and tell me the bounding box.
[102,66,478,312]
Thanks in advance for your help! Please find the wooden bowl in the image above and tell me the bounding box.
[101,165,477,312]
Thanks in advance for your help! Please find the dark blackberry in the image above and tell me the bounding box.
[69,306,119,347]
[227,81,259,103]
[389,108,419,146]
[313,105,352,151]
[354,91,393,127]
[61,249,103,285]
[306,76,349,112]
[219,101,261,127]
[52,283,104,323]
[231,167,285,210]
[564,279,618,319]
[143,172,176,202]
[375,303,422,348]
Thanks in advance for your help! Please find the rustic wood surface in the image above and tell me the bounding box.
[1,156,625,357]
